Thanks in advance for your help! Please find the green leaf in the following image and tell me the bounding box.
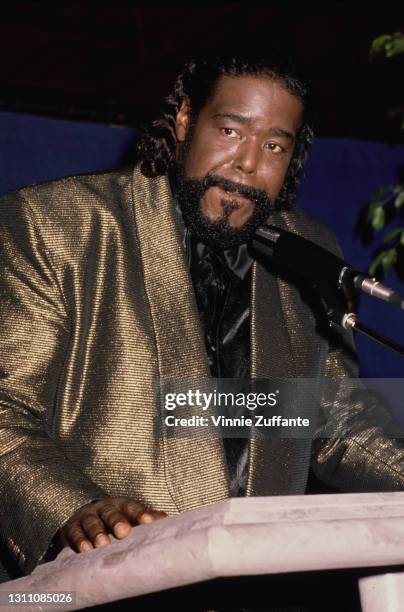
[386,34,404,57]
[371,34,393,55]
[381,248,398,271]
[367,200,380,223]
[371,32,404,58]
[369,248,399,276]
[383,227,403,243]
[401,232,404,247]
[394,190,404,208]
[371,205,385,231]
[369,251,386,276]
[367,201,378,221]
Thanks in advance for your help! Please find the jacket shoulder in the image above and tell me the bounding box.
[8,166,133,214]
[289,207,336,241]
[282,207,342,257]
[0,166,135,237]
[0,167,138,265]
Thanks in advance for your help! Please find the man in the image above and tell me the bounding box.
[1,50,404,582]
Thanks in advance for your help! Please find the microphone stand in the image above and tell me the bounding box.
[325,304,404,357]
[315,283,404,357]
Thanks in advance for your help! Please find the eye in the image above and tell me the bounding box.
[265,142,285,154]
[220,127,240,138]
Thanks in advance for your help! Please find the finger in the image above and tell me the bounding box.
[81,514,111,548]
[152,510,168,518]
[121,500,152,525]
[98,504,132,539]
[138,509,167,524]
[63,522,93,553]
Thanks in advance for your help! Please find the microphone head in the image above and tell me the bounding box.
[250,223,348,291]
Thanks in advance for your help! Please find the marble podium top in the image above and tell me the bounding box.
[2,492,404,610]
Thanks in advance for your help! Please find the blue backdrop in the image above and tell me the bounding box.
[1,111,403,378]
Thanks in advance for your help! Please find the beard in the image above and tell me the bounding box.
[174,161,277,251]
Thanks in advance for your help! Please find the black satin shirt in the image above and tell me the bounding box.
[186,232,253,378]
[186,230,253,496]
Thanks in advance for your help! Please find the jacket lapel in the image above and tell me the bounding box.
[131,167,228,511]
[247,211,323,496]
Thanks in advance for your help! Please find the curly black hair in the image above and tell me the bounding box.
[136,50,313,210]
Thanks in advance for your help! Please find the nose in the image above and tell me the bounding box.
[232,139,260,176]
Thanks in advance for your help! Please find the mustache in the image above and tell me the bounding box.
[201,174,274,208]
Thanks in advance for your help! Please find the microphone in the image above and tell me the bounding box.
[251,224,404,310]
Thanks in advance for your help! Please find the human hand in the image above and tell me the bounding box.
[60,497,167,552]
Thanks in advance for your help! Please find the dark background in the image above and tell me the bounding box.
[0,1,403,141]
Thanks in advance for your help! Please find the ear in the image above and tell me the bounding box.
[175,96,191,143]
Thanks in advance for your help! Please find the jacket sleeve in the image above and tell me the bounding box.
[310,234,404,492]
[0,189,106,575]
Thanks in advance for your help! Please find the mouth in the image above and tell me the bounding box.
[219,187,251,207]
[199,185,256,227]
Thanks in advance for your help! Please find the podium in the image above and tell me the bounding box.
[1,492,404,611]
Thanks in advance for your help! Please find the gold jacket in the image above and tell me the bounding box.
[1,165,404,577]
